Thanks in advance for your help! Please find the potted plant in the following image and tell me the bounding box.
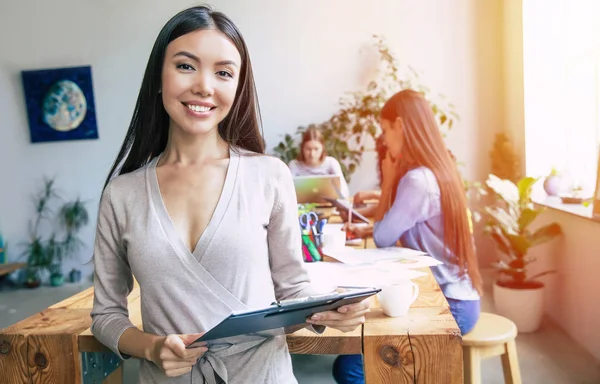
[52,198,89,285]
[21,177,89,287]
[484,174,562,332]
[22,178,56,287]
[49,263,65,286]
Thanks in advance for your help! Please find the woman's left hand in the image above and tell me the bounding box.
[306,298,371,332]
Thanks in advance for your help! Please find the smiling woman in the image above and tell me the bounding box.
[102,6,264,184]
[90,5,369,384]
[161,30,241,138]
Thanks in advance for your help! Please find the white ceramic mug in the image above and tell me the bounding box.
[377,281,420,317]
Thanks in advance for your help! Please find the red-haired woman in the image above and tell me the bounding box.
[334,89,482,384]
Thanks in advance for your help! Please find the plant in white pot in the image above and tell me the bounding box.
[484,174,562,332]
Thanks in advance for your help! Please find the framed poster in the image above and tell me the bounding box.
[21,65,98,143]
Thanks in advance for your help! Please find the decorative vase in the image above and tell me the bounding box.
[50,273,65,287]
[25,279,41,289]
[543,175,562,196]
[493,282,545,332]
[0,232,5,264]
[69,268,82,283]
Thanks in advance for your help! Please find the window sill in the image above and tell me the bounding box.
[533,196,600,223]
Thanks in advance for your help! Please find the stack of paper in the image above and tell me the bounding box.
[303,261,427,292]
[322,246,443,269]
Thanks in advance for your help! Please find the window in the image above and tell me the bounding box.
[523,0,600,196]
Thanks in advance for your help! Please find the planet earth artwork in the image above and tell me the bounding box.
[21,65,98,143]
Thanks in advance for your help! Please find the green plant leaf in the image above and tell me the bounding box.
[517,176,539,205]
[486,174,520,205]
[484,206,518,233]
[518,207,542,231]
[527,270,557,282]
[529,223,562,247]
[486,226,515,258]
[506,233,530,258]
[491,260,512,271]
[492,261,526,283]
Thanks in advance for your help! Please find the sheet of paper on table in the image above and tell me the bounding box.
[323,223,369,234]
[322,246,443,268]
[304,261,427,292]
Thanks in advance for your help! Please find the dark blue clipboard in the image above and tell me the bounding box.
[189,288,380,344]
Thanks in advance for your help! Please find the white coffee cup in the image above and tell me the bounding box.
[377,281,420,317]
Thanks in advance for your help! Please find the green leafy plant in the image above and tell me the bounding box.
[484,174,562,289]
[59,198,89,262]
[273,134,300,164]
[21,177,90,286]
[272,34,458,182]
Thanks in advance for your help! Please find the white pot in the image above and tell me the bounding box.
[493,282,545,333]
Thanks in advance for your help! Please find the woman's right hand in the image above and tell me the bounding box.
[342,222,373,239]
[353,191,370,206]
[148,333,208,377]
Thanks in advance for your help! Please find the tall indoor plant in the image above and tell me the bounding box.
[484,174,562,332]
[21,177,89,287]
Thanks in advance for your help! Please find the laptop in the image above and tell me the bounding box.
[294,175,343,204]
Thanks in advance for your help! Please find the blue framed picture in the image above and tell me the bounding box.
[21,65,98,143]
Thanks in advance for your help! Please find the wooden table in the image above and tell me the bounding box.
[1,207,461,383]
[0,266,462,383]
[0,263,27,278]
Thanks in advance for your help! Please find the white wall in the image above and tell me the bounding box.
[501,0,600,361]
[0,0,503,277]
[526,211,600,361]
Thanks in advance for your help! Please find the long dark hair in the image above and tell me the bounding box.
[103,5,264,189]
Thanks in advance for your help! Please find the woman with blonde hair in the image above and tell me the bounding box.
[288,127,350,198]
[334,89,482,384]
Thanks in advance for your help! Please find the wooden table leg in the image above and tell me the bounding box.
[363,333,463,383]
[0,334,29,383]
[28,334,82,383]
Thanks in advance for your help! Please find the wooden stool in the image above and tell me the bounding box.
[462,312,522,384]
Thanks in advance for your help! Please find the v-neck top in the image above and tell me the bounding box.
[90,147,321,384]
[149,148,238,260]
